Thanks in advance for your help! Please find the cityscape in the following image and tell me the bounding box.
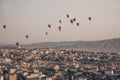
[0,0,120,80]
[0,47,120,80]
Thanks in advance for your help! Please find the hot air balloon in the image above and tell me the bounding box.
[48,24,51,29]
[58,26,61,31]
[46,32,48,35]
[26,35,29,38]
[70,19,73,24]
[73,18,76,22]
[16,42,19,48]
[59,20,62,24]
[66,14,69,18]
[76,23,79,26]
[16,42,21,49]
[88,17,91,21]
[3,25,6,29]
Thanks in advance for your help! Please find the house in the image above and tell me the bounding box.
[9,74,17,80]
[54,65,60,71]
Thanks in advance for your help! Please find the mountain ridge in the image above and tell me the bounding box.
[0,38,120,51]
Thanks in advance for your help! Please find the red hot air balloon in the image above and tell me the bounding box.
[70,19,73,24]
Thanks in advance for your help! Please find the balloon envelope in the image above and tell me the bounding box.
[59,20,62,24]
[73,18,76,22]
[48,24,51,28]
[66,14,69,18]
[88,17,91,21]
[3,25,6,29]
[76,23,79,26]
[58,26,61,31]
[46,32,48,35]
[70,19,73,24]
[16,42,19,46]
[26,35,29,38]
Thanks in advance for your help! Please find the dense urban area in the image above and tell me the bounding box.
[0,48,120,80]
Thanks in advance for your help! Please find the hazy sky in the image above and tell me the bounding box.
[0,0,120,44]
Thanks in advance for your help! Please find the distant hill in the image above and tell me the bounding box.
[23,38,120,51]
[0,38,120,51]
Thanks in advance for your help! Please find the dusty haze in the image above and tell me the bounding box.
[0,0,120,44]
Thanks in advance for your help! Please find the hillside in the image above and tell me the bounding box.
[24,38,120,50]
[0,38,120,51]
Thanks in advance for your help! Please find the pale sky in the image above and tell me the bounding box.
[0,0,120,44]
